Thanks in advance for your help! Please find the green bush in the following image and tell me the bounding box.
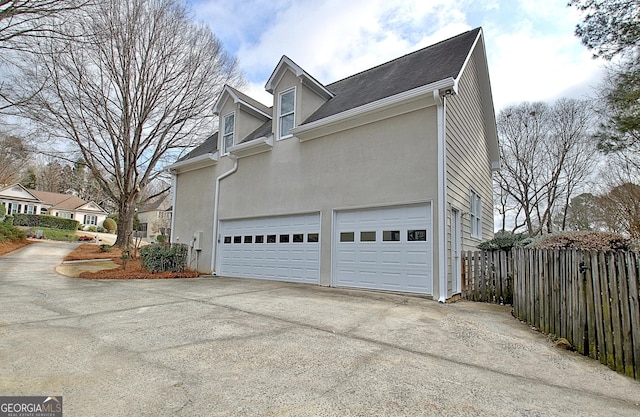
[103,217,117,233]
[97,226,107,233]
[99,244,112,252]
[140,243,188,273]
[87,226,97,232]
[13,213,79,230]
[0,223,26,242]
[4,215,13,225]
[478,231,531,251]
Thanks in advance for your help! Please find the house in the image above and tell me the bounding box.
[135,194,172,243]
[0,183,108,229]
[167,28,499,301]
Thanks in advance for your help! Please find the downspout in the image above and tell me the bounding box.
[169,171,177,243]
[211,154,238,274]
[434,89,448,303]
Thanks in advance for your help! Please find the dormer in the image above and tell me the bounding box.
[265,56,334,141]
[213,85,272,155]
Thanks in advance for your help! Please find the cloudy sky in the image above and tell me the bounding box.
[189,0,606,113]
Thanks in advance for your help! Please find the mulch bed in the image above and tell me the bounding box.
[0,239,33,256]
[65,244,201,280]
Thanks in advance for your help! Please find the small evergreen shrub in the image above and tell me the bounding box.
[87,226,97,232]
[478,231,531,251]
[103,218,117,233]
[99,244,112,252]
[97,226,107,233]
[0,223,26,242]
[140,243,188,273]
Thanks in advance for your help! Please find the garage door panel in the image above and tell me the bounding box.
[219,213,320,284]
[335,204,432,294]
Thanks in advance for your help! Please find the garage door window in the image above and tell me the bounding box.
[383,230,400,241]
[340,232,355,242]
[255,235,264,243]
[279,234,290,243]
[360,231,376,242]
[293,233,304,243]
[244,236,253,243]
[267,235,276,243]
[224,236,231,244]
[408,229,427,241]
[234,236,241,243]
[308,233,319,242]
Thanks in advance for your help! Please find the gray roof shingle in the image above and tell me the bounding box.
[303,28,481,124]
[178,132,218,162]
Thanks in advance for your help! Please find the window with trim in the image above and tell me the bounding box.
[83,214,98,225]
[278,88,295,139]
[27,205,36,214]
[222,112,235,154]
[470,190,482,239]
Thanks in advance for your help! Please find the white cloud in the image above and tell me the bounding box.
[193,0,605,111]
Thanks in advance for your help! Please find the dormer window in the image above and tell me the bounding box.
[278,87,295,139]
[222,112,235,154]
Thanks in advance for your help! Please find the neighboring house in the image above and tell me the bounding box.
[136,194,172,243]
[167,28,499,301]
[0,183,108,229]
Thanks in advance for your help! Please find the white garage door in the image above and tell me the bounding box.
[334,204,432,294]
[218,213,320,284]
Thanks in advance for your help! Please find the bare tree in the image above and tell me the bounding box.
[495,99,597,235]
[0,130,29,186]
[597,183,640,238]
[0,0,90,110]
[10,0,243,246]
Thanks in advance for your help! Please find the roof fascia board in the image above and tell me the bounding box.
[265,56,334,99]
[463,30,499,167]
[77,203,108,214]
[166,152,219,174]
[293,78,455,141]
[0,183,42,202]
[214,86,272,119]
[229,135,273,159]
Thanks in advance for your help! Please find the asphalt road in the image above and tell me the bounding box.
[1,241,639,416]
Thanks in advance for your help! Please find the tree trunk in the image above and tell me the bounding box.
[114,197,136,247]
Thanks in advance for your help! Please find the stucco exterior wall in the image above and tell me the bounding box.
[172,164,218,272]
[217,106,439,288]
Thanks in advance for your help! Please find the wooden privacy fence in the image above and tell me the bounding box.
[462,248,640,380]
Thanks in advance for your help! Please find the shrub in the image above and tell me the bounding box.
[97,226,107,233]
[99,244,112,252]
[140,243,188,273]
[0,223,26,242]
[478,231,531,251]
[525,231,632,251]
[103,218,117,233]
[13,213,79,230]
[87,226,97,232]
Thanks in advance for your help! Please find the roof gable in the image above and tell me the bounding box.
[303,28,481,124]
[213,85,272,119]
[76,201,107,214]
[265,56,334,99]
[0,184,41,202]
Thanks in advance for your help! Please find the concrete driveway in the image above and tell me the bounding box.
[1,241,639,416]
